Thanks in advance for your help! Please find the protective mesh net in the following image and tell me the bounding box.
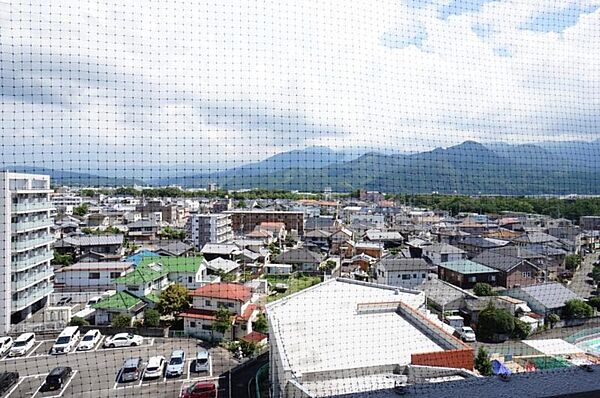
[0,1,599,397]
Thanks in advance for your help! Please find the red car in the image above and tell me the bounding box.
[180,382,217,398]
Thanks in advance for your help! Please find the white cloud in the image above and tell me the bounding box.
[0,0,598,174]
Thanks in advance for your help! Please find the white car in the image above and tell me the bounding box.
[144,356,166,379]
[458,326,476,342]
[9,333,36,357]
[77,329,102,351]
[194,350,210,373]
[103,333,143,348]
[0,337,13,356]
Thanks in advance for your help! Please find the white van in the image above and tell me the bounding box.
[85,296,102,308]
[9,333,36,357]
[51,326,80,354]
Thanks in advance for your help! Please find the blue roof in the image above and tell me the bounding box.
[439,259,498,274]
[126,250,159,266]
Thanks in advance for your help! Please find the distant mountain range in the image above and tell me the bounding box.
[4,140,600,194]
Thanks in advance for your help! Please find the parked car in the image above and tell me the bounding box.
[144,356,166,379]
[120,357,144,382]
[194,350,210,373]
[77,329,102,351]
[85,296,102,308]
[9,333,36,357]
[45,367,72,391]
[458,326,476,342]
[0,372,19,395]
[104,333,143,348]
[180,382,217,398]
[51,326,80,354]
[166,350,186,377]
[0,337,13,356]
[56,297,72,306]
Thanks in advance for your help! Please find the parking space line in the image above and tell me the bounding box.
[113,369,123,390]
[31,377,45,397]
[137,370,145,387]
[45,370,78,398]
[149,338,155,346]
[3,377,25,398]
[94,336,105,351]
[26,341,44,358]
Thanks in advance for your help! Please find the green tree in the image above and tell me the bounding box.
[474,347,492,376]
[112,314,132,328]
[588,297,600,311]
[547,313,560,328]
[477,303,514,341]
[156,283,190,317]
[73,203,90,216]
[239,340,257,357]
[512,318,531,339]
[236,200,247,208]
[69,316,89,327]
[473,283,496,297]
[591,266,600,284]
[253,313,268,334]
[52,252,74,267]
[212,306,232,337]
[564,254,582,271]
[562,299,594,319]
[143,309,161,327]
[268,243,281,256]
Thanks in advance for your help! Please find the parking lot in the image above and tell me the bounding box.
[0,337,237,397]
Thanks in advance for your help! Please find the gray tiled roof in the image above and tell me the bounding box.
[62,234,124,247]
[516,282,581,309]
[377,256,430,272]
[473,251,526,272]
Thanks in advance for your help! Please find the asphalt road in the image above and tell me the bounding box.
[219,352,268,398]
[569,251,599,298]
[0,336,238,398]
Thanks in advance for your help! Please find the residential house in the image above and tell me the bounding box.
[206,257,241,277]
[417,278,480,312]
[153,240,195,257]
[254,222,287,242]
[200,243,240,261]
[127,219,160,242]
[422,243,466,266]
[86,213,110,228]
[93,291,146,326]
[304,229,332,249]
[113,263,170,297]
[180,282,259,340]
[505,283,583,316]
[126,249,160,266]
[54,262,133,291]
[273,246,325,272]
[354,241,384,259]
[363,229,403,248]
[374,256,431,289]
[456,236,509,259]
[472,250,540,288]
[54,234,124,261]
[437,260,499,289]
[330,227,353,254]
[138,256,215,290]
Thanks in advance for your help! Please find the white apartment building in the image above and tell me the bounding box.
[187,213,234,250]
[1,172,55,333]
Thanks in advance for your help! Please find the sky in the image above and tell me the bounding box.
[1,0,599,177]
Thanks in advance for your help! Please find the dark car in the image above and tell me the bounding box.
[45,367,72,391]
[56,297,72,306]
[180,382,217,398]
[0,372,19,395]
[120,357,144,382]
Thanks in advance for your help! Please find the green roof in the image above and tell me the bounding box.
[138,256,203,273]
[92,291,142,310]
[439,259,498,274]
[113,264,168,284]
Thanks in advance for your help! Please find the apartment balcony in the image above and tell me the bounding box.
[12,268,54,292]
[12,252,53,272]
[11,218,53,234]
[11,236,54,252]
[12,284,53,312]
[11,201,55,214]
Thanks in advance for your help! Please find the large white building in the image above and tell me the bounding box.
[187,213,234,250]
[0,172,54,333]
[266,278,473,397]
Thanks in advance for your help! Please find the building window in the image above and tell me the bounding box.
[88,272,100,279]
[188,276,193,283]
[110,272,121,279]
[190,321,196,328]
[441,254,448,262]
[421,273,426,278]
[522,271,531,278]
[205,300,211,306]
[413,274,417,278]
[468,276,477,283]
[227,302,234,308]
[401,274,410,280]
[490,275,496,282]
[202,324,212,331]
